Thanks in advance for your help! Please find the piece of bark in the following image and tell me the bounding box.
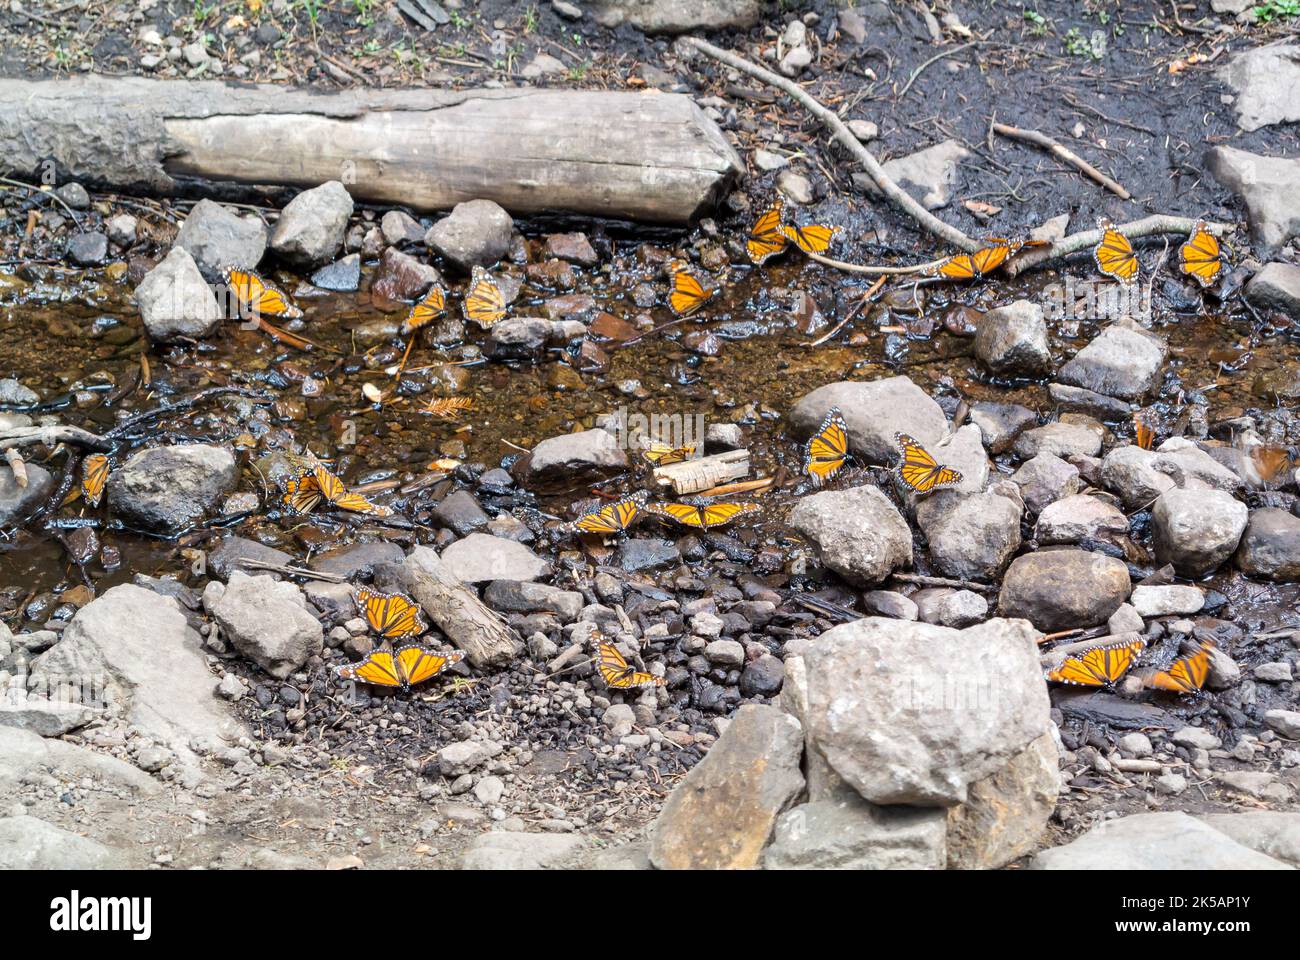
[0,77,742,224]
[403,546,518,669]
[653,449,750,495]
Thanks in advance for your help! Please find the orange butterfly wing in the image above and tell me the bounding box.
[803,408,849,486]
[81,454,109,508]
[403,285,447,333]
[894,432,962,494]
[224,268,303,319]
[1093,221,1139,284]
[281,471,323,514]
[395,644,464,687]
[463,267,507,328]
[355,586,427,640]
[1046,638,1146,687]
[1146,643,1212,693]
[669,269,714,317]
[1178,221,1222,288]
[338,644,404,687]
[747,200,788,264]
[779,223,837,255]
[595,638,664,688]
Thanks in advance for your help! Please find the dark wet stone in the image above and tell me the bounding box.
[1054,690,1176,730]
[310,253,361,292]
[131,573,200,610]
[1047,382,1132,422]
[208,535,293,582]
[739,654,784,697]
[308,541,406,579]
[617,538,681,572]
[969,401,1036,455]
[67,231,108,266]
[432,489,490,537]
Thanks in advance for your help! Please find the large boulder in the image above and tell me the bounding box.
[1152,488,1249,576]
[1217,44,1300,132]
[460,832,588,869]
[649,704,805,869]
[1055,323,1166,400]
[269,181,353,267]
[106,444,238,534]
[174,198,267,281]
[133,246,223,342]
[1206,146,1300,253]
[210,573,323,679]
[1031,812,1292,870]
[0,727,158,795]
[424,199,513,271]
[997,550,1130,631]
[26,585,242,758]
[1198,812,1300,868]
[797,617,1050,806]
[789,377,947,465]
[1235,508,1300,581]
[787,485,912,586]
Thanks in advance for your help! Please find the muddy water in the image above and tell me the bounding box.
[1,232,1297,634]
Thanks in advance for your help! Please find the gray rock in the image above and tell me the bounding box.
[799,617,1048,806]
[1245,262,1300,322]
[739,654,784,697]
[1236,508,1300,581]
[998,550,1130,631]
[174,198,267,280]
[486,317,583,361]
[1011,453,1082,516]
[790,377,947,465]
[1100,442,1243,509]
[438,739,502,776]
[483,581,584,622]
[974,300,1051,377]
[425,199,513,271]
[511,428,629,492]
[947,732,1060,869]
[1013,421,1103,460]
[591,0,759,32]
[913,588,988,628]
[1035,494,1128,545]
[1047,382,1132,421]
[775,171,813,204]
[67,231,108,266]
[1199,812,1300,868]
[763,795,948,869]
[649,704,804,868]
[269,181,353,267]
[1129,585,1205,618]
[210,573,323,679]
[106,444,238,533]
[1108,603,1145,635]
[602,703,635,737]
[616,538,680,572]
[310,253,361,292]
[858,139,970,210]
[439,534,551,584]
[1206,146,1300,253]
[0,816,124,869]
[0,727,158,794]
[1031,812,1292,870]
[27,584,241,758]
[969,401,1036,455]
[307,541,406,579]
[431,489,490,536]
[1056,323,1167,400]
[0,380,39,405]
[861,590,919,620]
[380,209,425,245]
[1265,709,1300,739]
[786,485,912,587]
[1119,732,1153,757]
[460,831,588,869]
[55,181,89,209]
[207,535,293,581]
[0,697,99,737]
[1152,488,1248,576]
[1217,44,1300,132]
[133,246,223,342]
[0,462,53,526]
[704,638,745,668]
[915,490,1022,580]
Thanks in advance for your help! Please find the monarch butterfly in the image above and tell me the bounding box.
[803,407,850,487]
[1093,219,1138,285]
[594,637,665,689]
[779,222,838,255]
[1248,443,1293,488]
[647,500,760,530]
[281,465,394,517]
[746,199,788,265]
[338,641,464,692]
[81,453,109,508]
[1145,641,1213,693]
[927,238,1024,280]
[668,267,716,317]
[421,396,474,420]
[354,585,427,641]
[572,492,647,537]
[894,432,962,494]
[462,266,507,328]
[641,442,696,466]
[223,267,304,320]
[1135,414,1155,451]
[402,284,446,334]
[1045,637,1146,687]
[1178,220,1222,288]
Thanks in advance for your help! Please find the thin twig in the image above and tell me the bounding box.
[896,40,978,99]
[992,122,1131,199]
[806,275,886,346]
[682,37,978,252]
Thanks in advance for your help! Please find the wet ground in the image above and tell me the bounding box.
[2,1,1299,864]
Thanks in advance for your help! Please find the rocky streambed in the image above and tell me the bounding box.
[1,1,1299,871]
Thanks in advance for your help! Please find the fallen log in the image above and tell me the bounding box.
[403,546,519,669]
[653,449,750,495]
[0,77,743,224]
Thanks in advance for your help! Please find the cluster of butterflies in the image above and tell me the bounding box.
[279,454,394,518]
[338,583,665,693]
[337,586,464,692]
[1044,636,1213,695]
[802,407,963,494]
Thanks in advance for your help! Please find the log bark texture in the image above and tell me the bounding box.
[0,77,743,224]
[403,546,519,669]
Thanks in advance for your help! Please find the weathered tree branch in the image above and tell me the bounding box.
[992,122,1131,199]
[0,425,113,452]
[1004,215,1235,277]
